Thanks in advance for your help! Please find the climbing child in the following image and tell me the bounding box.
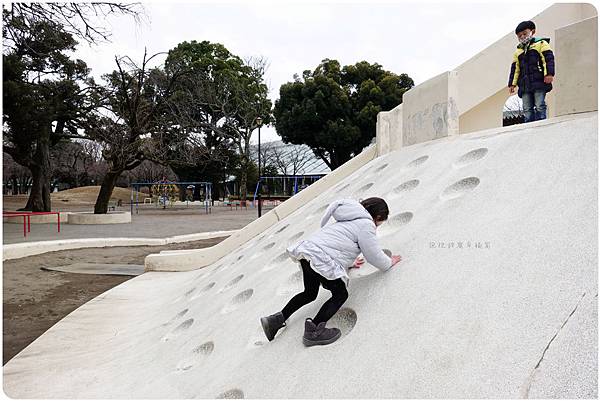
[508,20,555,123]
[260,197,402,346]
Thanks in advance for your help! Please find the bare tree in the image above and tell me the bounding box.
[3,2,145,53]
[265,142,315,176]
[3,153,32,195]
[169,56,272,201]
[126,160,176,183]
[254,141,277,175]
[2,2,144,211]
[86,49,186,213]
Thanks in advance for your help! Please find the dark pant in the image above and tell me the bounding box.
[281,259,348,324]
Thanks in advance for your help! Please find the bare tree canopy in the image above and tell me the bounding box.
[2,2,144,52]
[2,2,144,211]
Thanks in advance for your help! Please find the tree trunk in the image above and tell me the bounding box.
[21,133,52,212]
[239,138,251,201]
[239,165,248,201]
[94,170,122,214]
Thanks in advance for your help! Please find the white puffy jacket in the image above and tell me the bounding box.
[286,198,392,285]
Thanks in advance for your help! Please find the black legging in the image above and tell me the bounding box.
[281,259,348,324]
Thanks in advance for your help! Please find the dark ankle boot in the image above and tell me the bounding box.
[302,318,341,346]
[260,312,286,341]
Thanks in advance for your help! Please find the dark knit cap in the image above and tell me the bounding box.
[515,20,536,34]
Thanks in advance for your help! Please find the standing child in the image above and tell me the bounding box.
[260,197,402,346]
[508,20,555,123]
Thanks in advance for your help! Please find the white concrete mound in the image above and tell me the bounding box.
[3,113,597,398]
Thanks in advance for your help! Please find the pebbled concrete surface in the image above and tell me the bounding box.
[3,113,597,398]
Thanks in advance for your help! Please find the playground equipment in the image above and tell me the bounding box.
[130,180,213,214]
[252,174,325,207]
[2,211,61,237]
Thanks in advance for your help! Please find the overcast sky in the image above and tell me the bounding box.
[73,0,551,143]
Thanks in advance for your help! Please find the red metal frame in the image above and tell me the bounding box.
[3,211,61,237]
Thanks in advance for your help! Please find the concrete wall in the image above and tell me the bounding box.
[456,3,595,117]
[401,71,459,147]
[377,3,598,148]
[555,16,598,116]
[3,230,236,261]
[459,89,506,135]
[68,211,131,224]
[376,104,402,155]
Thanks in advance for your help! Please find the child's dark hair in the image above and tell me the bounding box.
[515,20,535,34]
[360,197,389,222]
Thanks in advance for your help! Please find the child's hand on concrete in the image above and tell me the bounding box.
[391,255,402,266]
[351,256,365,269]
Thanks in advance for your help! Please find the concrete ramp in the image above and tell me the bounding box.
[3,113,597,398]
[41,263,145,276]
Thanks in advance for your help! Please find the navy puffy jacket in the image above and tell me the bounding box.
[508,37,555,97]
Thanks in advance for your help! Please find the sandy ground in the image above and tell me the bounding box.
[2,186,144,209]
[3,194,266,244]
[2,187,265,365]
[3,237,227,365]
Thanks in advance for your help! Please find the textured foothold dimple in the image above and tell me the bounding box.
[220,275,244,292]
[379,212,413,235]
[175,319,194,332]
[453,148,488,168]
[162,308,189,326]
[261,252,290,272]
[389,180,420,198]
[275,224,290,234]
[338,183,351,191]
[216,389,244,399]
[174,341,214,373]
[263,242,276,251]
[288,270,302,283]
[312,204,328,216]
[277,270,303,296]
[212,263,227,274]
[162,318,194,342]
[236,255,244,262]
[193,341,214,355]
[374,163,389,172]
[405,155,429,169]
[222,289,254,313]
[274,252,289,263]
[329,308,357,338]
[440,177,480,200]
[175,361,194,372]
[355,183,374,194]
[184,288,196,298]
[288,231,304,242]
[200,282,216,293]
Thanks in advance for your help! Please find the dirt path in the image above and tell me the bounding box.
[3,237,226,365]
